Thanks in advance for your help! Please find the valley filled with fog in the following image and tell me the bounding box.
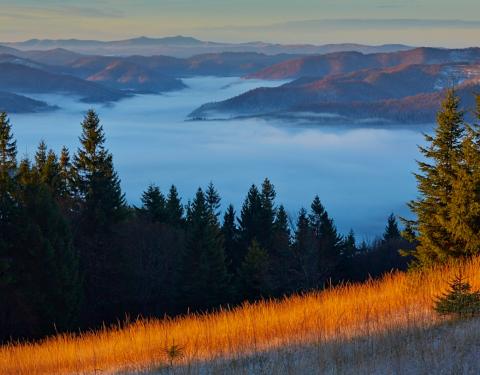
[9,77,426,239]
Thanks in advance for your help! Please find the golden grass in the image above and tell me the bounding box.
[1,257,480,375]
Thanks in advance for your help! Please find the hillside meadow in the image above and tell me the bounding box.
[1,256,479,374]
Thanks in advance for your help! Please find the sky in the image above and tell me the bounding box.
[1,0,480,46]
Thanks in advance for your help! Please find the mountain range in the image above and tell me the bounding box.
[2,37,480,122]
[2,36,412,58]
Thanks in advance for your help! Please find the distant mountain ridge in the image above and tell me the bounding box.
[190,56,480,124]
[0,92,56,113]
[247,47,480,80]
[1,36,413,58]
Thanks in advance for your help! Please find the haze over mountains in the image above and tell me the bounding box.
[191,47,480,124]
[2,36,412,58]
[1,36,480,123]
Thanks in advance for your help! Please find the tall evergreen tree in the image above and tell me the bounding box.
[238,184,262,249]
[0,112,16,187]
[0,113,17,334]
[222,204,240,274]
[407,89,465,266]
[447,97,480,256]
[58,146,74,202]
[165,185,184,227]
[383,213,401,242]
[181,188,228,309]
[343,229,357,257]
[73,110,126,230]
[13,171,81,336]
[292,208,318,289]
[259,178,276,250]
[309,196,342,279]
[34,140,47,172]
[270,204,294,295]
[206,182,221,223]
[141,184,166,222]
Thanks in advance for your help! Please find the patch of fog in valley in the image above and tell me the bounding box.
[9,77,427,239]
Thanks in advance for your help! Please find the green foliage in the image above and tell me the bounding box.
[434,274,480,317]
[73,109,126,231]
[408,89,467,266]
[0,112,17,183]
[164,342,184,367]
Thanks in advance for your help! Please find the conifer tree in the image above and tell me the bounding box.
[34,146,61,195]
[222,204,240,274]
[73,110,126,231]
[0,112,16,187]
[165,185,184,227]
[141,184,166,222]
[293,208,318,289]
[181,188,228,309]
[239,184,262,249]
[34,140,47,171]
[383,213,401,242]
[0,112,17,322]
[270,204,294,294]
[309,196,342,278]
[58,146,74,202]
[408,89,465,266]
[206,182,221,225]
[14,172,81,335]
[343,229,357,257]
[259,178,276,249]
[447,97,480,256]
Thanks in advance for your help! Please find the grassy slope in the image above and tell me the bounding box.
[1,258,480,375]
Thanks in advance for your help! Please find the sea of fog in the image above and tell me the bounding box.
[9,77,429,240]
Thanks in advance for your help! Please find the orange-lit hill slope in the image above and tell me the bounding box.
[1,257,480,374]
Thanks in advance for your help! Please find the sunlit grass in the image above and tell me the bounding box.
[1,257,479,374]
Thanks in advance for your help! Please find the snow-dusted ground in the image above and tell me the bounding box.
[133,318,480,375]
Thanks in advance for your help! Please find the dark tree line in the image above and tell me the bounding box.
[0,110,410,342]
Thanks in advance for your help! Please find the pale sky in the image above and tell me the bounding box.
[1,0,480,46]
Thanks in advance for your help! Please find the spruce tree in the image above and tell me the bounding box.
[222,204,240,274]
[383,213,401,242]
[407,89,465,266]
[309,196,342,279]
[270,204,293,295]
[206,182,221,224]
[14,173,81,335]
[181,188,228,309]
[0,113,17,328]
[165,185,184,227]
[448,102,480,256]
[34,140,47,172]
[58,146,74,202]
[141,184,166,222]
[293,208,318,289]
[238,184,262,249]
[0,112,16,187]
[259,178,276,249]
[343,229,357,257]
[73,110,126,231]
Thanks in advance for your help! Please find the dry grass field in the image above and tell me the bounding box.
[1,257,479,375]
